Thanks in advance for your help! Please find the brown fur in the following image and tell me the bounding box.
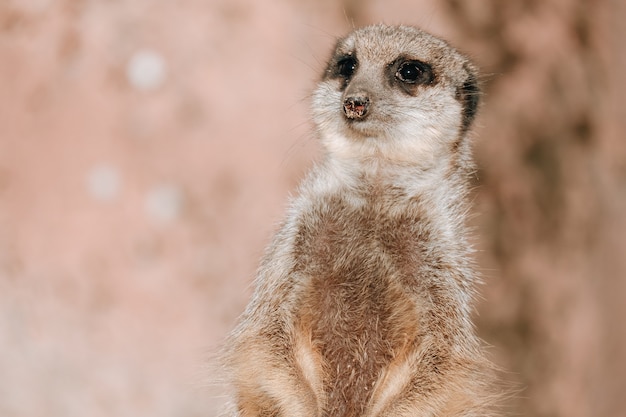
[222,24,498,417]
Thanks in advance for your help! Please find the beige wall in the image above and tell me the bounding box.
[1,1,624,416]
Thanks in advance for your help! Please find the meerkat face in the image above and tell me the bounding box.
[312,25,479,165]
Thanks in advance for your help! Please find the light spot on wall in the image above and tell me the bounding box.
[86,164,121,202]
[144,184,183,223]
[126,49,167,92]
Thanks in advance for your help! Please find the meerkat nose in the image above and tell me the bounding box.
[343,95,370,120]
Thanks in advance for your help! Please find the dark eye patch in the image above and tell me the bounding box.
[336,56,357,79]
[395,60,433,85]
[387,58,436,95]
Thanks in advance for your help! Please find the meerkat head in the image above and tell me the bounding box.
[312,24,479,166]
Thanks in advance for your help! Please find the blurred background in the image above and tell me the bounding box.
[1,0,625,416]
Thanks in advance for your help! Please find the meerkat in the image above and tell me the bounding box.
[222,24,497,417]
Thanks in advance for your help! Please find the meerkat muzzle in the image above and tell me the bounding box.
[343,95,370,120]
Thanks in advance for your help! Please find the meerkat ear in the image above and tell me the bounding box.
[456,67,480,132]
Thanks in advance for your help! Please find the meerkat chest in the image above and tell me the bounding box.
[292,192,425,414]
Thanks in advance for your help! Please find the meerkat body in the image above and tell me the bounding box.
[223,25,495,417]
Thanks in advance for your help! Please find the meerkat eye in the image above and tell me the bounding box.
[396,60,433,84]
[337,56,357,78]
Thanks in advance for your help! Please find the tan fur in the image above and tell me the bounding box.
[222,24,498,417]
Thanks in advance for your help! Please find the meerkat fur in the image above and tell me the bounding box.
[222,24,498,417]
